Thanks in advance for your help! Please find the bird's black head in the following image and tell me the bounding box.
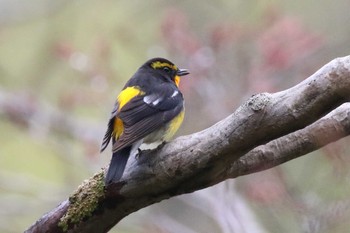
[142,57,189,86]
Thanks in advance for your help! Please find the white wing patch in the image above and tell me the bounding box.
[143,95,153,104]
[171,90,178,98]
[143,90,178,106]
[143,94,162,106]
[152,98,161,105]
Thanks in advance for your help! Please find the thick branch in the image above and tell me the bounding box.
[25,56,350,233]
[230,102,350,178]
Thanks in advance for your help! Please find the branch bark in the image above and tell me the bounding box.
[25,56,350,233]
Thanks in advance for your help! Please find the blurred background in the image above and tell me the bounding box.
[1,0,350,232]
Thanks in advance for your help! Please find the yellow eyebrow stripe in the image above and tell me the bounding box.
[151,61,178,70]
[117,86,144,110]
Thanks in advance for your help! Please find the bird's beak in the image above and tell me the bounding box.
[177,69,190,76]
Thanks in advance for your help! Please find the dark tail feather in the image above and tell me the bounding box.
[105,147,131,185]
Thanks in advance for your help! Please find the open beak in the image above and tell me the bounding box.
[177,68,190,76]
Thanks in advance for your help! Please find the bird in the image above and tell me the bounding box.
[100,57,189,185]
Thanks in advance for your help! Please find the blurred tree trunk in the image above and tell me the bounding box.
[25,56,350,233]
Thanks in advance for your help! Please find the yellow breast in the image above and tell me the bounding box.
[164,109,185,141]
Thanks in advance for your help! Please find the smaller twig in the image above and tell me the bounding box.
[230,103,350,178]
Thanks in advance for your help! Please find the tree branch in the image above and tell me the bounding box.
[25,56,350,233]
[230,102,350,178]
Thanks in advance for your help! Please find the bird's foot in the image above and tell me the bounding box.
[135,141,167,159]
[135,148,153,159]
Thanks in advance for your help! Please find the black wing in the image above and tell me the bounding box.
[100,103,118,153]
[113,83,183,152]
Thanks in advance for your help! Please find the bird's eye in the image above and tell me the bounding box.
[162,67,171,73]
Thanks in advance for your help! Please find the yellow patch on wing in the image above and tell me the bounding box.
[113,86,144,139]
[117,86,144,110]
[113,117,124,139]
[164,110,185,141]
[151,61,178,70]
